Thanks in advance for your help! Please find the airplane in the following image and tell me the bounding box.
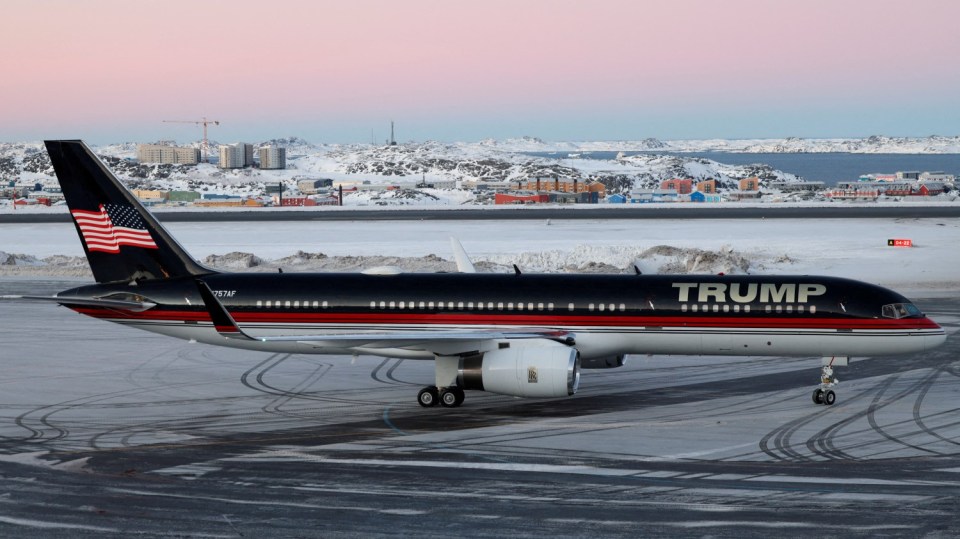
[8,140,947,409]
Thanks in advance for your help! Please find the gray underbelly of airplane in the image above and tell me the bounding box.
[111,319,944,359]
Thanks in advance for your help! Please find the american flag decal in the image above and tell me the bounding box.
[71,204,159,253]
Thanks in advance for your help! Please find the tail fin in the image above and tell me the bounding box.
[45,140,215,284]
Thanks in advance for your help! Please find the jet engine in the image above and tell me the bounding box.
[458,346,580,398]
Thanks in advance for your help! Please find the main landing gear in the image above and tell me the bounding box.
[812,364,839,406]
[417,386,465,408]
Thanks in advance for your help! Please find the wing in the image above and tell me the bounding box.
[195,280,572,350]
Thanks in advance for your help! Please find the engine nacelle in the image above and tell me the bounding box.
[580,354,627,369]
[458,346,580,398]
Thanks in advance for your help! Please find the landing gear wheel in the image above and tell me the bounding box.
[440,388,463,408]
[823,390,836,406]
[812,388,824,405]
[417,386,439,407]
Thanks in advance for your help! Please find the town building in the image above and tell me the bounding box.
[661,178,693,194]
[629,189,681,203]
[495,192,549,205]
[259,146,286,170]
[132,189,168,203]
[920,171,955,183]
[521,177,605,196]
[690,191,722,203]
[137,144,200,165]
[768,181,826,192]
[297,178,334,194]
[739,177,760,191]
[697,180,717,194]
[218,143,253,169]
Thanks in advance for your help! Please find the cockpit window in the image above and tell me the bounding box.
[882,303,922,319]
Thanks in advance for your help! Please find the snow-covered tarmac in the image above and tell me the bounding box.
[1,210,960,536]
[0,282,959,537]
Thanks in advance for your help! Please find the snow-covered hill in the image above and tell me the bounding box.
[3,134,958,211]
[487,135,960,154]
[0,139,804,204]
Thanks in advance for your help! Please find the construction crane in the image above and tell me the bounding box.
[162,117,220,162]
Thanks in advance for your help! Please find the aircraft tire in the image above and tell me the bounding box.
[440,388,460,408]
[823,390,836,406]
[453,387,465,407]
[418,386,439,407]
[812,389,824,405]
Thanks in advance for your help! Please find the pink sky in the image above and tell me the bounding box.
[1,0,958,143]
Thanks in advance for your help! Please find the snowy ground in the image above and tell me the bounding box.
[1,216,957,296]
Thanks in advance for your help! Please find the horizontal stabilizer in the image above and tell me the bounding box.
[1,295,156,312]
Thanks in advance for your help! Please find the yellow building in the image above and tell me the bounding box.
[133,189,168,202]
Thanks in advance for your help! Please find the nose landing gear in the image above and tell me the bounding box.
[812,359,844,406]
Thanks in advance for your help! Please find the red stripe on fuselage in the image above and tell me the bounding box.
[70,306,942,331]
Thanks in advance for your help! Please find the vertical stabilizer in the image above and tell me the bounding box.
[45,140,215,284]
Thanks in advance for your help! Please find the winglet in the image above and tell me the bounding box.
[196,280,257,341]
[449,237,476,273]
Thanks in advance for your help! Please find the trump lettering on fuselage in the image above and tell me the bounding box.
[672,282,827,304]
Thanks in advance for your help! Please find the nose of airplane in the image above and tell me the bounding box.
[926,333,947,352]
[923,318,947,352]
